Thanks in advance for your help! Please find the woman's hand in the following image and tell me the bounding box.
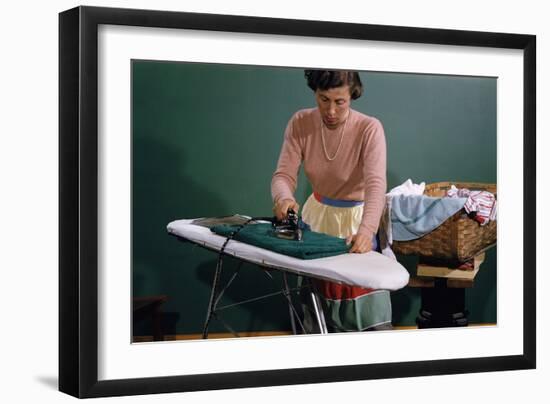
[346,233,373,254]
[273,198,300,221]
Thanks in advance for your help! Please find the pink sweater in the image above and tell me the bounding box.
[271,107,387,236]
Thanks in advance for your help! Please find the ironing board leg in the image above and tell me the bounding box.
[309,283,328,334]
[282,272,297,335]
[202,260,223,339]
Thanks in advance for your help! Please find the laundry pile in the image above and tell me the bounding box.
[379,179,497,260]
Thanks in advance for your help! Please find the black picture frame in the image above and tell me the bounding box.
[59,5,536,399]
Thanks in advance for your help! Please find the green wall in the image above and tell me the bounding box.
[132,60,497,335]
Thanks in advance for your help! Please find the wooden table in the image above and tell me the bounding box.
[408,253,485,328]
[132,295,168,341]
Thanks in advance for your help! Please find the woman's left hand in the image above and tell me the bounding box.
[346,233,373,254]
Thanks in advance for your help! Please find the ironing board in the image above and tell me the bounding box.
[167,218,410,337]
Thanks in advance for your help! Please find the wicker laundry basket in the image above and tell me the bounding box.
[390,182,497,263]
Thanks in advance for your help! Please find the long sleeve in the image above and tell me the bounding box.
[271,114,303,204]
[357,119,387,236]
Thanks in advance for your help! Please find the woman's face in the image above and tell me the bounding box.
[315,85,352,129]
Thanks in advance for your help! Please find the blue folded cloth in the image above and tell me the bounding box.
[391,194,467,241]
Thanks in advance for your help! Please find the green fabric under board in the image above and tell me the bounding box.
[210,223,350,259]
[321,290,392,331]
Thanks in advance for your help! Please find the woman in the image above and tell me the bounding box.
[271,69,392,332]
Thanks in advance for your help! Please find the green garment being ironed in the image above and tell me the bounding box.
[210,223,350,260]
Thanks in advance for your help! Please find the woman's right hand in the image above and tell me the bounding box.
[273,198,300,221]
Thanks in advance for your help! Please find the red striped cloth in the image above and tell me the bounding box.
[314,280,375,300]
[446,186,497,225]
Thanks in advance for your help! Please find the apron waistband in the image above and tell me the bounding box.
[313,192,364,208]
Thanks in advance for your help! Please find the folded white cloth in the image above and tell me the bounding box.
[388,178,426,197]
[379,179,426,259]
[378,197,396,259]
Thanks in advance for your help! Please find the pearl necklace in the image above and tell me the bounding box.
[321,111,349,161]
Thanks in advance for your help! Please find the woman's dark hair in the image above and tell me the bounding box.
[304,70,363,100]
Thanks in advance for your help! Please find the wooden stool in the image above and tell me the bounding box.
[132,295,168,341]
[408,253,485,328]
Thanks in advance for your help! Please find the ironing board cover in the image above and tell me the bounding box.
[167,218,409,291]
